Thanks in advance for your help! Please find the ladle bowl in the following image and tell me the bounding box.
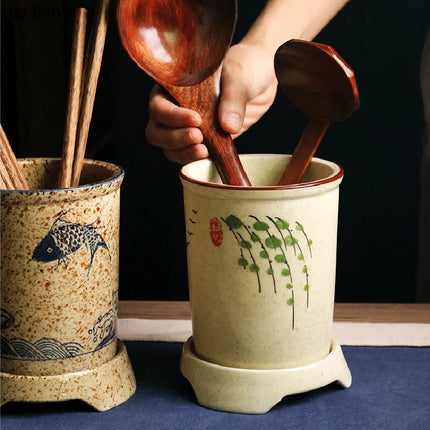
[117,0,233,87]
[117,0,251,186]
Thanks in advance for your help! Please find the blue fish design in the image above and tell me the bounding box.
[32,211,110,275]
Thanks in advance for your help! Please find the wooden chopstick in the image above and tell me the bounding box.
[58,8,88,189]
[0,123,28,190]
[71,0,110,187]
[0,156,15,190]
[0,169,8,189]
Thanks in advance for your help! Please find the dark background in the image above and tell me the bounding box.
[1,0,429,302]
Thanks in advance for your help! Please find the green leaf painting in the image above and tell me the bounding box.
[238,257,248,268]
[275,254,286,263]
[265,236,282,249]
[282,269,291,277]
[240,240,252,249]
[284,236,298,247]
[225,215,243,229]
[253,221,270,231]
[251,232,261,242]
[275,219,290,230]
[221,214,314,330]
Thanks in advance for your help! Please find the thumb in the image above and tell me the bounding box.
[218,65,249,135]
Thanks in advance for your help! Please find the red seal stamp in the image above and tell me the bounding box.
[209,217,223,246]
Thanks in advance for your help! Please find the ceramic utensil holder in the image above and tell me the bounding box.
[1,158,136,411]
[180,154,351,414]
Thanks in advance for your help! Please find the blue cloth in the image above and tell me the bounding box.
[1,342,429,429]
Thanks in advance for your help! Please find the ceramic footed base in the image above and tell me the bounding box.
[0,340,136,411]
[180,337,351,414]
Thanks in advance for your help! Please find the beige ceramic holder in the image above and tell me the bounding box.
[180,154,351,414]
[1,158,136,411]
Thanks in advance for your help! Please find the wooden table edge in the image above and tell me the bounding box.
[118,301,430,324]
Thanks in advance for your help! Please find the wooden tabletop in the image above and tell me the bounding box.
[118,301,430,324]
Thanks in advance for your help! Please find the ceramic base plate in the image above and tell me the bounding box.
[180,337,352,414]
[0,340,136,411]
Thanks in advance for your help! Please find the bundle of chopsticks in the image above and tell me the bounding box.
[0,124,28,190]
[0,1,110,192]
[58,0,110,188]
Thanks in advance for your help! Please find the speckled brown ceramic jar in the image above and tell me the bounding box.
[1,158,123,376]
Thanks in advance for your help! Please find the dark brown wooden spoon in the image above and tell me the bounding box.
[117,0,251,186]
[275,39,360,185]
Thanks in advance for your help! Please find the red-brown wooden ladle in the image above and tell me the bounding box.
[275,39,360,185]
[117,0,251,186]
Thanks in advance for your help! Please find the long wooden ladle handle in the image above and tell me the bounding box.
[278,117,329,185]
[168,73,251,186]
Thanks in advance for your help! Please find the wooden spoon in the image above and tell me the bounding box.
[275,39,359,185]
[117,0,251,186]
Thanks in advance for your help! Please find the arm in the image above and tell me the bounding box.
[240,0,349,53]
[145,0,349,164]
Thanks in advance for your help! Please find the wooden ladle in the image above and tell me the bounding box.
[117,0,251,186]
[275,39,360,185]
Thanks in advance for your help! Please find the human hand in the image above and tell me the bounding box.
[145,42,278,164]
